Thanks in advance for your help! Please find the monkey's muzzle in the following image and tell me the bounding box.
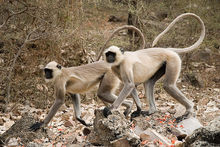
[105,51,116,63]
[44,68,53,79]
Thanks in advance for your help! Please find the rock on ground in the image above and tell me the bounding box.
[184,116,220,147]
[87,109,140,147]
[0,113,47,146]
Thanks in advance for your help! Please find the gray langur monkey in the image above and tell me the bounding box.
[29,25,146,131]
[103,13,205,122]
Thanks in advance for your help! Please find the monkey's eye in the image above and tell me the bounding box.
[120,48,124,54]
[56,64,62,69]
[105,51,116,57]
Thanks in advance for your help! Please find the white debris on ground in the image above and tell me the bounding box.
[0,87,219,146]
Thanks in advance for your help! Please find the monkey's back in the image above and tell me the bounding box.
[65,61,111,93]
[124,49,180,84]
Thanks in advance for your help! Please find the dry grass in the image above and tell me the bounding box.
[0,0,219,109]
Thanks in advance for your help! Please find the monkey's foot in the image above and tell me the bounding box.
[176,111,196,123]
[29,122,43,132]
[77,117,92,126]
[131,110,155,120]
[140,110,156,117]
[130,110,142,119]
[140,111,151,117]
[103,107,112,118]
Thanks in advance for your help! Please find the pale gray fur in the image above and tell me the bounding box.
[152,13,205,53]
[104,13,205,119]
[30,25,147,130]
[41,61,133,127]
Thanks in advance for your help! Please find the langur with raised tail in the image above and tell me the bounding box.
[103,13,205,122]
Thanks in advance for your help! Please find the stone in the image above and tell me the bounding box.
[184,116,220,146]
[111,137,130,147]
[134,125,174,146]
[87,109,140,146]
[171,117,203,141]
[0,113,47,146]
[64,120,73,127]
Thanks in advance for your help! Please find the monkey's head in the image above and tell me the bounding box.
[104,46,124,66]
[44,61,62,83]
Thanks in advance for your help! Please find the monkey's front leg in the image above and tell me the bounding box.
[130,88,142,119]
[70,93,92,126]
[30,98,64,131]
[103,83,134,117]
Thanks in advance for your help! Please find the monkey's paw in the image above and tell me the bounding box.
[103,107,112,118]
[131,110,141,119]
[176,111,196,123]
[77,117,92,127]
[141,111,153,117]
[29,122,43,132]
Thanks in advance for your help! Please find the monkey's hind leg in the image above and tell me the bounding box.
[98,88,133,117]
[141,62,166,117]
[163,57,194,122]
[70,93,92,126]
[97,72,133,117]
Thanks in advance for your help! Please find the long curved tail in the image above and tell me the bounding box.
[152,13,205,53]
[97,25,146,61]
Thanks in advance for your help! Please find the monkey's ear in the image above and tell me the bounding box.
[56,64,62,69]
[120,48,124,54]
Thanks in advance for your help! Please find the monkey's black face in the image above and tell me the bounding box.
[105,51,116,63]
[44,68,53,79]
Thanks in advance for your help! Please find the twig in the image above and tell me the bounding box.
[25,12,61,31]
[0,7,28,29]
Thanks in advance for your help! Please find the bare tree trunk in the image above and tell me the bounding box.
[127,0,141,50]
[127,0,139,35]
